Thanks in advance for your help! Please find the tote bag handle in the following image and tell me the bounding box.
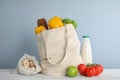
[46,24,72,65]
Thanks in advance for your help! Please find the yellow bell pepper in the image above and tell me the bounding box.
[35,25,46,35]
[48,16,64,29]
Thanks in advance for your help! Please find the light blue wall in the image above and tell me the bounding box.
[0,0,120,69]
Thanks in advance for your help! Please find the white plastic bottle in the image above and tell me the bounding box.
[81,36,92,64]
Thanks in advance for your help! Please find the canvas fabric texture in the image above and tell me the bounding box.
[36,24,83,76]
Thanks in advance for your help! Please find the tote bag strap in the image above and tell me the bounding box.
[46,24,73,65]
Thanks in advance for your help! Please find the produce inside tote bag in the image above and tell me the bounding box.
[36,24,83,76]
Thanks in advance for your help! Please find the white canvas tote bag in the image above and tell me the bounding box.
[36,24,83,76]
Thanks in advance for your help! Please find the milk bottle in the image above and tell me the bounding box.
[81,36,92,64]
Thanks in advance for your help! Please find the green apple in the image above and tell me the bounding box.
[62,18,72,24]
[62,18,77,29]
[67,66,78,77]
[71,20,77,29]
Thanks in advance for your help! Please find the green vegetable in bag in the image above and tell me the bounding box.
[62,18,77,29]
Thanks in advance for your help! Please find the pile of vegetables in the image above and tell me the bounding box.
[78,63,104,77]
[34,16,77,35]
[66,63,104,77]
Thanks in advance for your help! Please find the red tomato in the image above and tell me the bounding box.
[80,71,86,76]
[94,66,101,76]
[97,64,103,73]
[85,66,96,77]
[78,64,86,73]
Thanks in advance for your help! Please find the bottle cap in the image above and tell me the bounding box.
[83,36,90,38]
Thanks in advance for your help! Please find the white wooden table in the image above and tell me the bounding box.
[0,69,120,80]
